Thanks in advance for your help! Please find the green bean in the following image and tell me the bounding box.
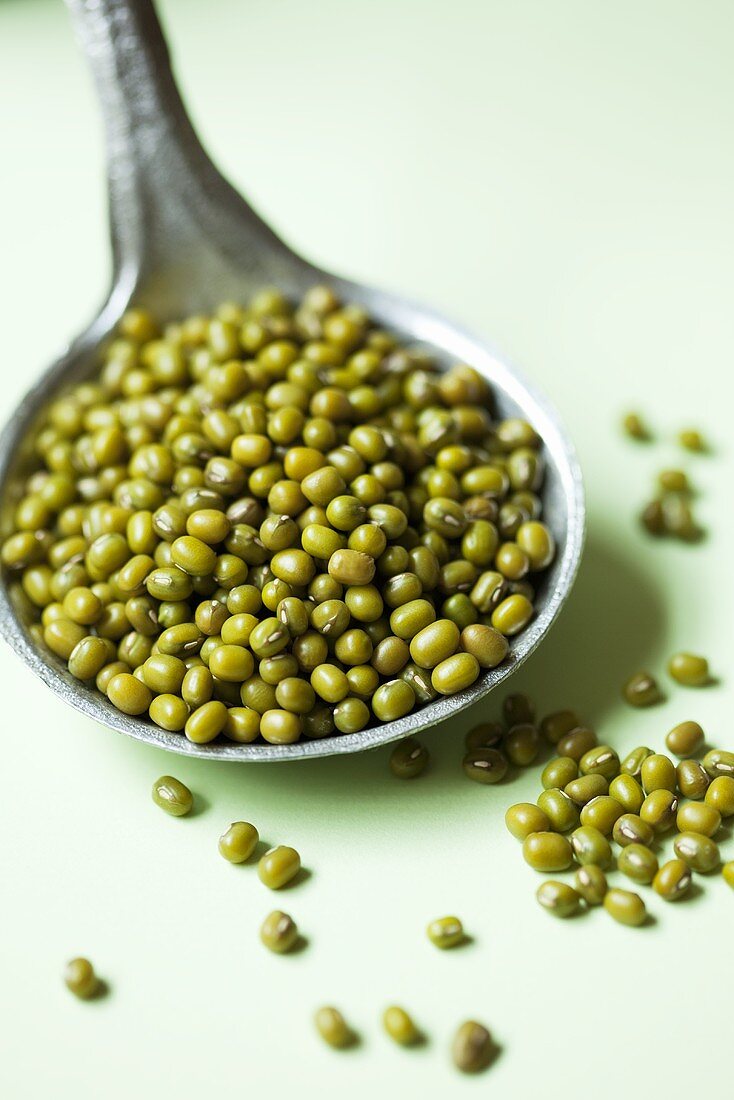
[1,290,558,748]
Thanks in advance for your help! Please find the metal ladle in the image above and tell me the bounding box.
[0,0,585,761]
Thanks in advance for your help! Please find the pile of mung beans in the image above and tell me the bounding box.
[1,287,557,745]
[498,693,734,923]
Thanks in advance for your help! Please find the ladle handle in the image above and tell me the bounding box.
[64,0,302,298]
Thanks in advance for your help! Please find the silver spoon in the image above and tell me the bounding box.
[0,0,584,762]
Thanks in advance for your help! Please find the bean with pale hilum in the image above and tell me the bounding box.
[640,790,679,834]
[464,747,508,785]
[426,915,465,949]
[574,865,607,905]
[617,844,658,885]
[623,672,662,708]
[653,860,692,901]
[219,821,259,863]
[570,826,612,868]
[536,880,581,917]
[390,738,429,778]
[260,910,298,954]
[673,832,720,873]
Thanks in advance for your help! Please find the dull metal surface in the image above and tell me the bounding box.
[0,0,585,761]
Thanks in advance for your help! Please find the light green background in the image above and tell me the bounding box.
[1,1,732,1097]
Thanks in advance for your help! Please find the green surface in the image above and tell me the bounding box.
[1,0,733,1096]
